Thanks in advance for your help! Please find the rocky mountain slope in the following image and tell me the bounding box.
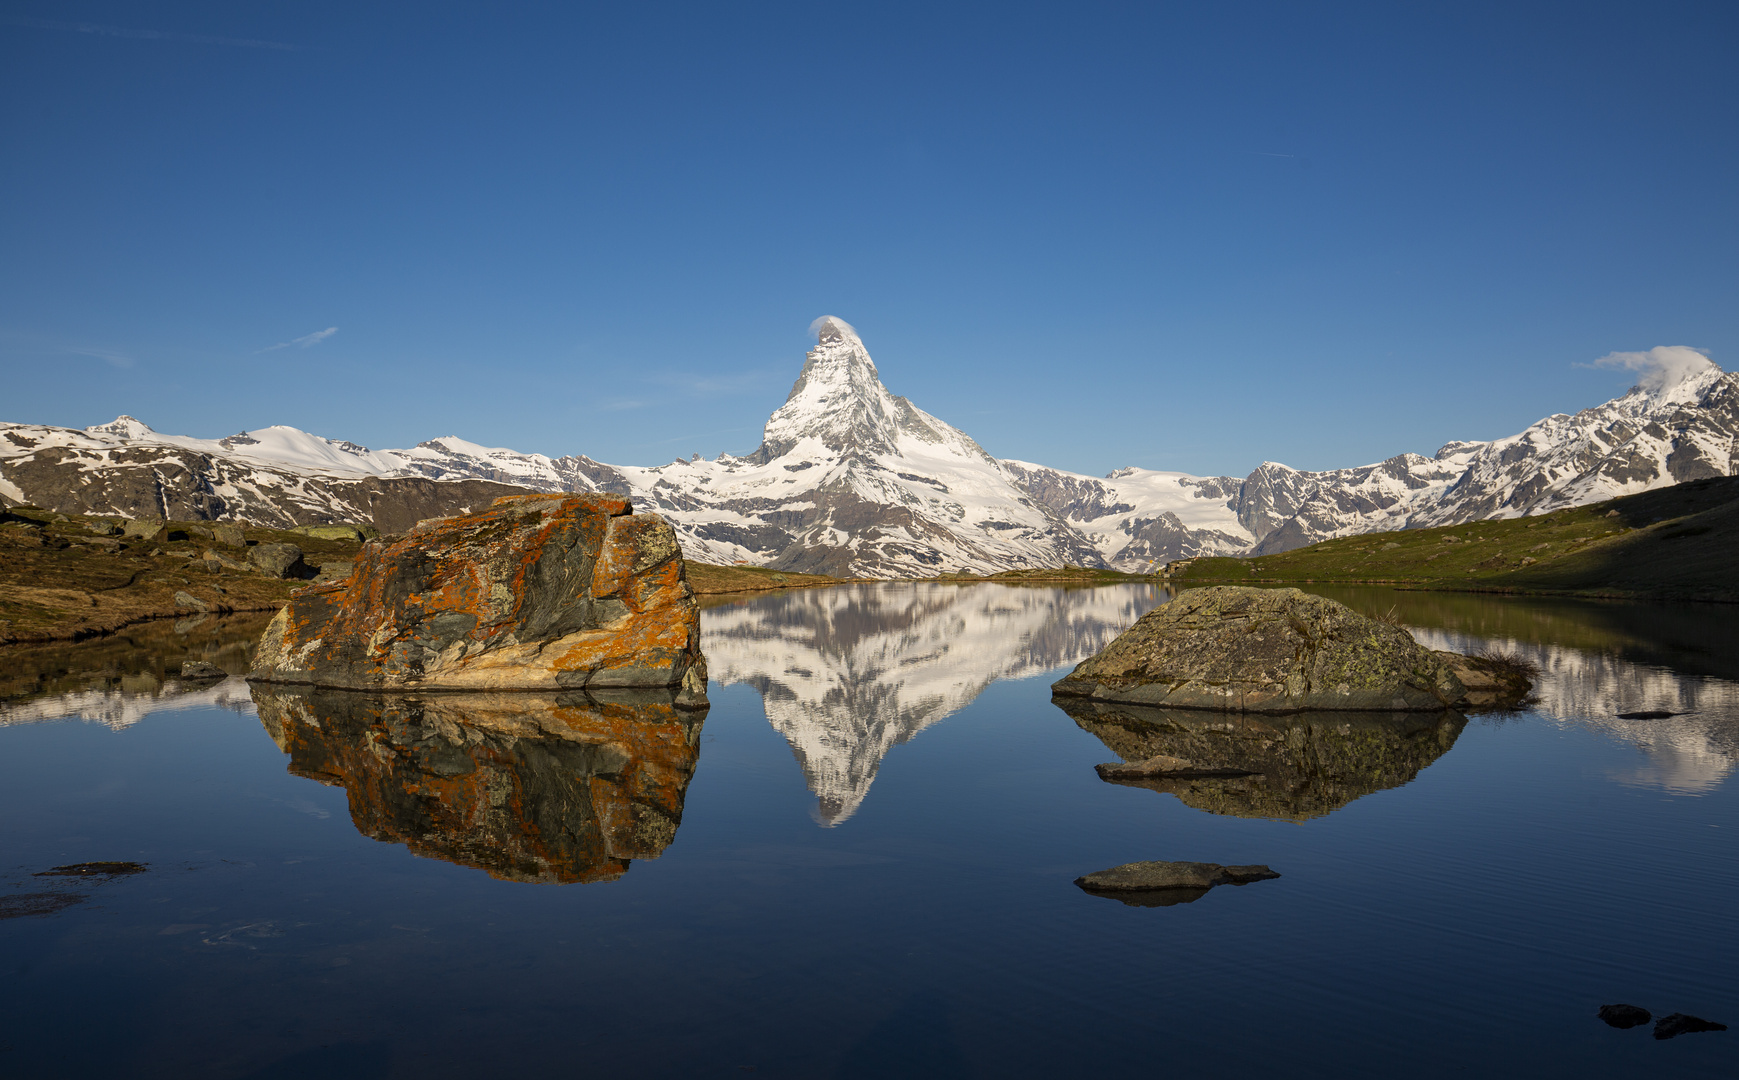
[4,323,1734,575]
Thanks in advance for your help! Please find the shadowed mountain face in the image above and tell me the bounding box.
[703,582,1165,824]
[253,687,705,883]
[1056,697,1467,821]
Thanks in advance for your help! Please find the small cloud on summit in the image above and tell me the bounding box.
[257,327,338,353]
[809,315,857,339]
[1585,345,1717,394]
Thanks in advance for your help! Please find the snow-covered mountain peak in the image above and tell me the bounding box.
[86,415,156,440]
[756,316,919,458]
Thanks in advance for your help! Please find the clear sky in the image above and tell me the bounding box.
[2,1,1734,479]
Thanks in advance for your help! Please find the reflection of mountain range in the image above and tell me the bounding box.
[703,582,1163,824]
[1411,627,1739,793]
[254,688,705,883]
[1057,697,1467,821]
[0,613,269,730]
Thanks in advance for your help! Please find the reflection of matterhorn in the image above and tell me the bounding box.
[703,582,1162,824]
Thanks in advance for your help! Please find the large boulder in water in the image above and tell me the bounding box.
[249,494,706,702]
[1052,586,1466,712]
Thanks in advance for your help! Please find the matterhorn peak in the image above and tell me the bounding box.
[809,315,861,346]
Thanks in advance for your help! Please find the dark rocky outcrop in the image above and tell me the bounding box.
[1053,586,1527,712]
[1598,1004,1651,1029]
[250,494,707,700]
[1057,696,1466,821]
[1075,860,1279,906]
[253,686,704,883]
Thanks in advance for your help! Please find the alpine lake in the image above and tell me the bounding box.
[1,581,1734,1077]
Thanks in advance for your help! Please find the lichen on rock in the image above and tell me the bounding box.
[249,494,706,702]
[1052,586,1471,713]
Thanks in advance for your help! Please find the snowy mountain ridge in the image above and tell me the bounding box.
[3,322,1735,575]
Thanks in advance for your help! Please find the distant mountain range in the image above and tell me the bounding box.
[3,317,1734,575]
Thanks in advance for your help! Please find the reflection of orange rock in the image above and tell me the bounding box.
[249,494,707,700]
[253,687,705,883]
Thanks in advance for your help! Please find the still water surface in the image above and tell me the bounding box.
[2,583,1735,1077]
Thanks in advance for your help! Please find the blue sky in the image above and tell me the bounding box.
[2,1,1734,478]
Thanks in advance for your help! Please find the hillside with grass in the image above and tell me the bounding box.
[1169,475,1739,603]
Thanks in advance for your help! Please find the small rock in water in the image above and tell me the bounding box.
[1654,1013,1727,1040]
[181,660,227,680]
[1617,710,1678,720]
[34,861,148,878]
[1597,1003,1651,1029]
[1075,860,1278,906]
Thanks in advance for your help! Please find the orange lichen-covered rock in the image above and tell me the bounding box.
[253,686,704,884]
[248,494,706,702]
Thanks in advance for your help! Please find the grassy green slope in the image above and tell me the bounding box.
[1170,475,1739,602]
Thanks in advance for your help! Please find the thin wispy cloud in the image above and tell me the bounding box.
[65,346,134,369]
[257,327,338,353]
[1,15,296,51]
[603,399,647,411]
[649,369,779,396]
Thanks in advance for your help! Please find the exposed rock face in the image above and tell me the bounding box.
[1057,696,1467,821]
[1075,860,1279,906]
[248,542,309,579]
[250,494,707,699]
[253,686,703,883]
[1053,586,1467,712]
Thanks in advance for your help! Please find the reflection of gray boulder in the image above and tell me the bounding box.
[1053,586,1469,712]
[1075,860,1278,907]
[1058,696,1466,821]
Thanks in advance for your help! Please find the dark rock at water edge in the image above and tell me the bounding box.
[1053,586,1487,713]
[1655,1013,1727,1040]
[1598,1004,1651,1029]
[1075,860,1278,906]
[180,660,227,680]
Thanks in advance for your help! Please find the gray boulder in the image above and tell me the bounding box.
[121,518,164,540]
[249,542,309,579]
[172,590,210,612]
[1053,586,1467,712]
[212,522,246,547]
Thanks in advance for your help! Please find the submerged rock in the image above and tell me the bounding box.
[1058,696,1466,822]
[1075,860,1278,906]
[1597,1004,1651,1029]
[249,494,706,700]
[1053,586,1513,713]
[253,686,704,884]
[1654,1013,1727,1040]
[180,660,227,680]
